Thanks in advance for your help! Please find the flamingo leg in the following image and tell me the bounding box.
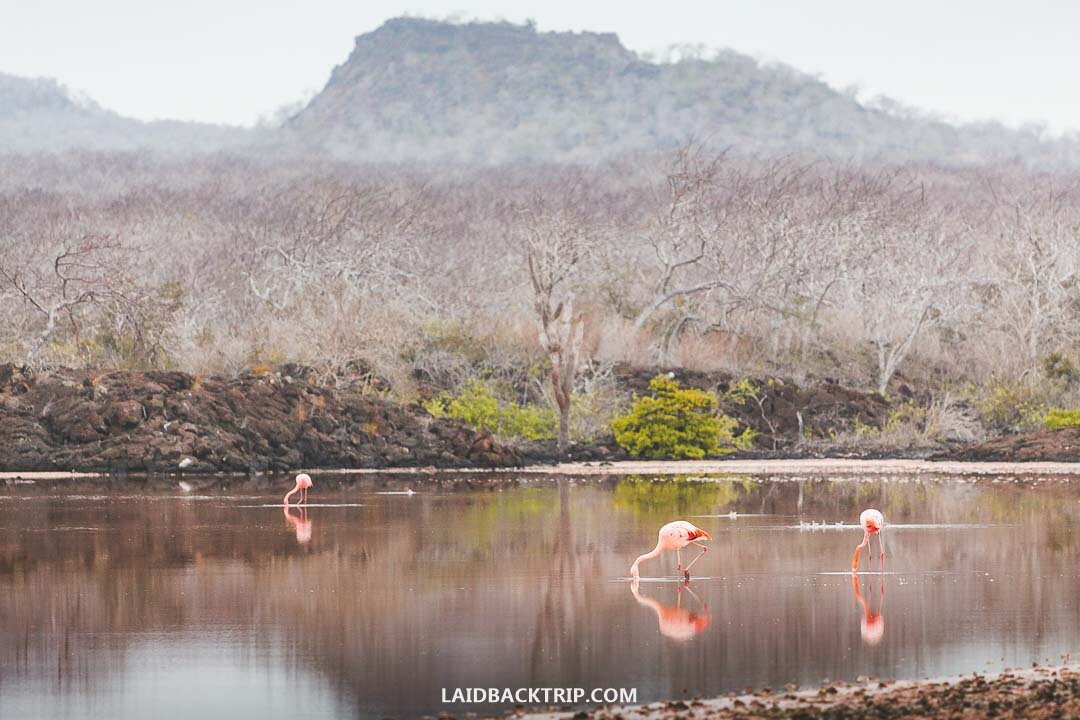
[683,541,708,576]
[676,548,683,572]
[852,531,870,573]
[878,530,886,567]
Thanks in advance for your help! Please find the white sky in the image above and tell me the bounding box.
[2,1,1077,131]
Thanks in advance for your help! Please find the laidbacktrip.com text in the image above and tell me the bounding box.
[442,687,638,705]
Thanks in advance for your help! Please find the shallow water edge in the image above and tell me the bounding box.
[5,457,1080,483]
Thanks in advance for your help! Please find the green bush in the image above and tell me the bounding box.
[1043,352,1080,387]
[723,377,763,406]
[975,379,1047,433]
[424,379,557,441]
[611,375,754,459]
[1044,408,1080,429]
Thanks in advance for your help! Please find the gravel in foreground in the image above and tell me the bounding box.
[513,664,1079,720]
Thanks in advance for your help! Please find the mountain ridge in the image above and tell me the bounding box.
[3,17,1079,165]
[283,17,1080,165]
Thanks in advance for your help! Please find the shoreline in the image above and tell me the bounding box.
[4,457,1079,482]
[515,662,1080,719]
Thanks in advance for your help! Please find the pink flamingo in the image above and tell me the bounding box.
[283,473,313,506]
[630,578,711,640]
[630,520,712,580]
[852,508,885,572]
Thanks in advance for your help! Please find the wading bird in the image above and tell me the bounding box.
[630,520,711,580]
[852,508,885,572]
[283,473,313,506]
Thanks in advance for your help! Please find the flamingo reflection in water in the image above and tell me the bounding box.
[630,578,711,640]
[283,504,313,544]
[851,572,885,645]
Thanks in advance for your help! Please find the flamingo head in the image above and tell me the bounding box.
[860,508,884,533]
[295,473,313,489]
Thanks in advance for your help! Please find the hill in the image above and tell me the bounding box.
[0,72,252,155]
[286,17,1080,165]
[3,18,1080,165]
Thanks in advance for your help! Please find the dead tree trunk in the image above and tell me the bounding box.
[529,254,584,454]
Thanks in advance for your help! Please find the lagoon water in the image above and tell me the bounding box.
[1,474,1078,718]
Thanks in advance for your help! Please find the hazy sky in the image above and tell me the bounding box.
[3,1,1077,131]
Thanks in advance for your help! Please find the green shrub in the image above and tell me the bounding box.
[1044,408,1080,429]
[975,379,1047,433]
[723,377,762,406]
[885,400,926,433]
[424,380,557,441]
[500,402,559,440]
[611,375,754,459]
[1043,352,1080,387]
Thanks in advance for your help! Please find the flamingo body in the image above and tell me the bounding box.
[860,508,884,533]
[852,508,885,572]
[630,520,712,579]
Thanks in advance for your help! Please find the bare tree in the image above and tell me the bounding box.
[0,233,134,364]
[837,183,971,394]
[982,176,1080,372]
[631,145,729,331]
[515,193,595,453]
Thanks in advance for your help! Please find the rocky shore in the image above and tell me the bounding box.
[3,364,1079,474]
[937,426,1080,462]
[516,664,1079,720]
[0,364,518,473]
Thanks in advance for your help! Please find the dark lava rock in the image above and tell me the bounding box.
[935,426,1080,462]
[105,400,144,429]
[0,365,521,473]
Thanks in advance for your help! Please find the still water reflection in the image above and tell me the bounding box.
[1,474,1078,719]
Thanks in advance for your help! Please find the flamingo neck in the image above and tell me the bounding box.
[631,543,663,576]
[283,484,300,505]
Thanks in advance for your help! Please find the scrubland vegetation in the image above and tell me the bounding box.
[1,146,1078,452]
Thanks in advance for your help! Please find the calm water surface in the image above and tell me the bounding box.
[1,473,1078,718]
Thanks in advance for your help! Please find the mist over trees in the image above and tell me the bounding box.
[0,73,257,155]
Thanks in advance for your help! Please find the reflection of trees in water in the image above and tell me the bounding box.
[612,475,752,516]
[0,479,1079,714]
